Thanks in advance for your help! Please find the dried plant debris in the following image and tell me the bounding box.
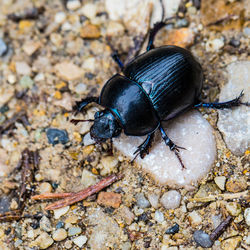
[0,0,249,249]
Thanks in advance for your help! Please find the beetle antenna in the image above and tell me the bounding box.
[70,119,94,125]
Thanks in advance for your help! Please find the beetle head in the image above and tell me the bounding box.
[90,110,122,141]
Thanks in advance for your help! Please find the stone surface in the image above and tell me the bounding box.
[113,110,216,188]
[68,227,82,236]
[218,61,250,156]
[33,232,54,249]
[52,228,67,241]
[154,210,165,223]
[214,176,226,190]
[97,191,122,208]
[54,61,84,81]
[160,190,181,209]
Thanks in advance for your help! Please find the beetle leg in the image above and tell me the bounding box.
[132,133,155,162]
[73,96,99,114]
[159,126,186,169]
[194,91,249,109]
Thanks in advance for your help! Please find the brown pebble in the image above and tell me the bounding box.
[80,24,101,39]
[163,28,194,48]
[97,191,122,208]
[226,177,247,193]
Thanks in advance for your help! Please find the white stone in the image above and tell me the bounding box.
[113,110,216,188]
[7,74,16,84]
[205,38,224,52]
[75,83,87,94]
[67,0,81,11]
[83,132,95,146]
[147,193,160,208]
[218,61,250,155]
[244,208,250,226]
[72,235,88,248]
[55,12,66,24]
[214,176,226,190]
[188,211,202,226]
[154,210,165,223]
[52,228,67,241]
[15,61,31,75]
[80,3,97,19]
[81,169,98,188]
[54,206,70,219]
[160,190,181,209]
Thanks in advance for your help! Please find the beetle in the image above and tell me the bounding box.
[71,19,244,168]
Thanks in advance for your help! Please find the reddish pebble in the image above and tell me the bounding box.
[97,191,122,208]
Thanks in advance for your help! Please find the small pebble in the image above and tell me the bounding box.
[175,18,189,28]
[81,169,98,188]
[15,61,31,75]
[221,236,242,250]
[229,38,240,48]
[80,24,101,39]
[56,221,64,229]
[54,206,70,219]
[226,177,247,193]
[154,210,164,223]
[83,132,96,146]
[20,76,34,89]
[160,190,181,209]
[65,215,78,224]
[97,191,122,208]
[67,0,81,11]
[46,128,69,145]
[147,193,160,209]
[72,235,88,248]
[135,193,151,208]
[80,3,97,19]
[188,211,202,227]
[54,62,84,81]
[55,12,66,23]
[39,182,52,194]
[193,230,213,248]
[119,206,135,225]
[68,227,82,236]
[214,176,226,190]
[75,83,87,94]
[0,38,7,56]
[7,74,16,84]
[100,156,118,175]
[14,239,22,248]
[52,228,67,241]
[165,224,180,234]
[226,202,242,216]
[35,232,54,249]
[205,38,224,52]
[40,216,52,232]
[65,240,73,249]
[244,208,250,226]
[243,27,250,37]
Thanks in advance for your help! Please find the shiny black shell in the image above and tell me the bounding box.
[123,46,203,120]
[100,45,203,135]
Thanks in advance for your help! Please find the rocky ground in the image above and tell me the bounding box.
[0,0,249,249]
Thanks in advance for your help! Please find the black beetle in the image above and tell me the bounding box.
[72,19,244,167]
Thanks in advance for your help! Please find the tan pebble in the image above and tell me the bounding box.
[97,191,122,208]
[163,28,194,48]
[52,228,67,241]
[118,206,135,225]
[100,156,118,175]
[82,145,95,155]
[226,177,247,193]
[214,176,226,190]
[22,41,40,55]
[188,211,202,227]
[34,232,54,249]
[80,24,101,39]
[39,182,52,194]
[226,202,242,216]
[65,240,73,249]
[15,61,31,75]
[221,236,242,250]
[65,215,78,224]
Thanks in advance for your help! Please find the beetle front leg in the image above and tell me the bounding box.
[159,126,186,169]
[73,96,99,114]
[132,133,155,162]
[194,91,249,109]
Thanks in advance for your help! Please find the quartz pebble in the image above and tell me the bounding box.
[226,202,242,216]
[34,232,54,249]
[54,206,70,219]
[188,211,202,227]
[113,110,216,188]
[99,156,118,175]
[218,61,250,155]
[15,61,31,75]
[68,227,82,236]
[40,216,52,232]
[160,190,181,209]
[81,169,98,188]
[67,0,81,11]
[214,176,226,190]
[75,83,87,94]
[154,210,164,223]
[147,193,160,208]
[135,193,151,208]
[83,132,95,146]
[54,62,84,81]
[52,228,67,241]
[244,208,250,226]
[72,235,88,248]
[0,38,7,56]
[55,12,66,23]
[205,38,224,52]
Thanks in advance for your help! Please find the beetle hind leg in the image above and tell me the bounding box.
[73,96,99,114]
[159,126,186,169]
[194,91,249,109]
[131,133,155,162]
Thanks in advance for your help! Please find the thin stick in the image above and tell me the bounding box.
[36,173,123,210]
[32,192,73,200]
